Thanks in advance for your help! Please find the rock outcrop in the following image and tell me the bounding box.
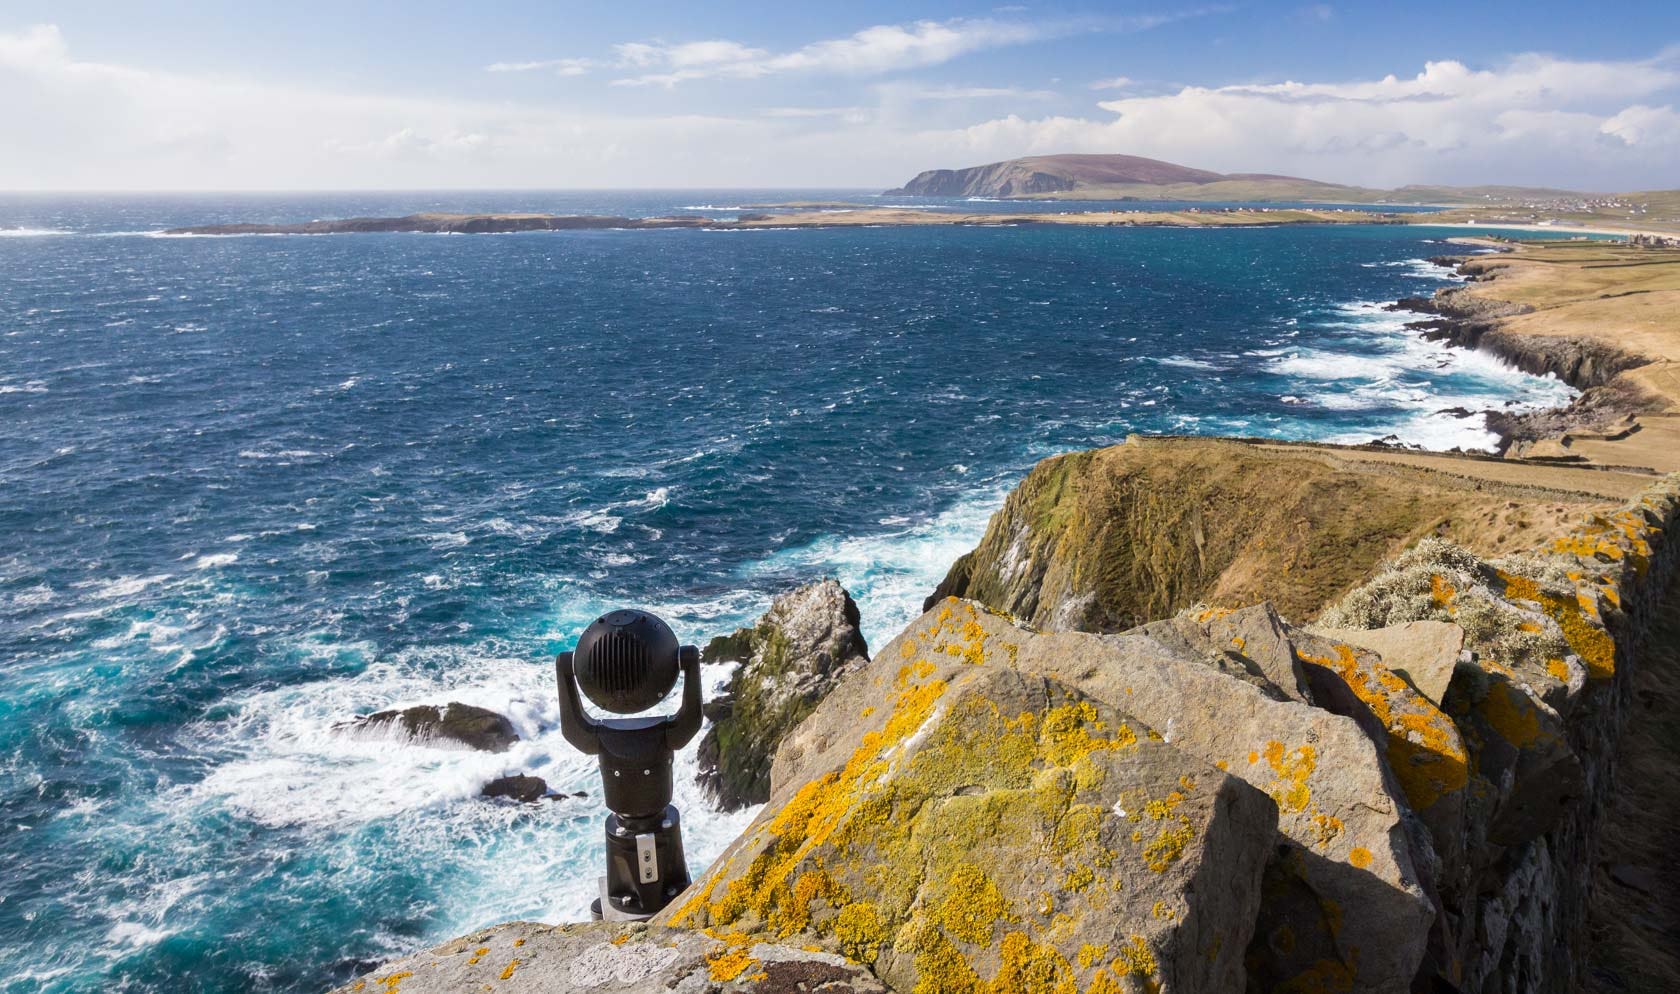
[324,921,888,994]
[924,437,1605,630]
[342,702,519,752]
[662,618,1278,994]
[696,579,871,811]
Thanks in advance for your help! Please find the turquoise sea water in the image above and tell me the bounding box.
[0,192,1584,993]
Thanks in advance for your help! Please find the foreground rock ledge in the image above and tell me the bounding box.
[324,921,886,993]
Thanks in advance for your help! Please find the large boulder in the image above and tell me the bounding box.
[754,600,1435,994]
[342,702,518,752]
[663,653,1276,994]
[325,920,888,993]
[696,579,870,811]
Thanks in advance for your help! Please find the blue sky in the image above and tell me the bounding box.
[3,2,1679,190]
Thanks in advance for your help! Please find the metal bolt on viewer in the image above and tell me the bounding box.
[555,609,702,921]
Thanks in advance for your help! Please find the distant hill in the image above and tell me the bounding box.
[884,154,1603,205]
[886,154,1357,199]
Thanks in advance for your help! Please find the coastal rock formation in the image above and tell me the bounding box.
[342,702,518,752]
[924,437,1604,629]
[662,632,1278,994]
[324,920,889,994]
[696,579,871,811]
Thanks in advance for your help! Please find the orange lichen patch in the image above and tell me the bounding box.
[1310,812,1345,848]
[1348,847,1374,870]
[985,931,1081,994]
[1478,680,1544,748]
[834,902,885,963]
[1195,607,1233,623]
[1281,957,1357,994]
[1086,968,1126,994]
[466,946,489,964]
[1111,935,1159,980]
[1261,741,1317,814]
[498,960,521,981]
[1545,658,1571,682]
[1497,570,1617,679]
[1077,943,1110,969]
[1549,508,1654,578]
[1298,644,1469,811]
[937,864,1018,944]
[861,706,876,717]
[512,938,526,948]
[707,946,758,983]
[1430,574,1457,608]
[373,972,411,993]
[1150,901,1177,921]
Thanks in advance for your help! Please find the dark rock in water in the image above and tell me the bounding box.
[1435,406,1477,419]
[346,702,518,752]
[695,579,869,811]
[481,774,548,803]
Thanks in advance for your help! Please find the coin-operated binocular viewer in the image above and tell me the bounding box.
[556,609,702,921]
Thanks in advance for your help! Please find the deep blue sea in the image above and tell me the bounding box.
[0,191,1586,993]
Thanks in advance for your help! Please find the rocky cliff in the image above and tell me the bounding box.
[923,437,1623,630]
[651,470,1680,994]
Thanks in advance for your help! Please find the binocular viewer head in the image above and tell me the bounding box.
[573,609,683,715]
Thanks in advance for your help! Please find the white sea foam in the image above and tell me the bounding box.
[0,227,68,237]
[748,484,1008,648]
[192,553,239,570]
[1154,355,1220,371]
[0,380,49,394]
[1274,296,1577,451]
[182,630,762,924]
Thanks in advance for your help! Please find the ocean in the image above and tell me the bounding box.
[0,191,1582,993]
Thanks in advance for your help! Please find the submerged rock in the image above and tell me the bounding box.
[663,639,1277,994]
[344,702,518,752]
[325,920,888,993]
[481,774,548,803]
[696,579,870,811]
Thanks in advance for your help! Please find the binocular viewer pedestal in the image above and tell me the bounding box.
[556,609,705,922]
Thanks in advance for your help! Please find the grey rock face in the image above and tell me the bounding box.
[663,638,1276,994]
[1309,620,1464,706]
[324,921,888,993]
[343,702,519,752]
[695,579,869,811]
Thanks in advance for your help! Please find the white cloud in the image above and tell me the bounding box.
[905,85,1057,101]
[485,58,593,76]
[3,24,1679,192]
[1089,76,1133,91]
[608,18,1056,87]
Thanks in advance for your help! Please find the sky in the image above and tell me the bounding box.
[2,1,1679,191]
